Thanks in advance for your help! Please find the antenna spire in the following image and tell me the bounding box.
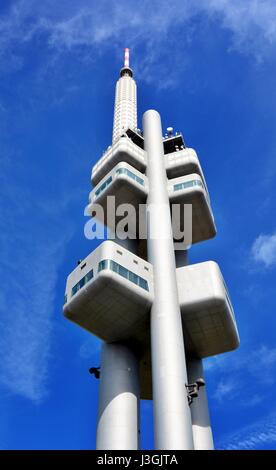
[120,48,133,77]
[124,48,130,68]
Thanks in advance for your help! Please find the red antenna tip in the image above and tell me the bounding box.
[124,48,130,68]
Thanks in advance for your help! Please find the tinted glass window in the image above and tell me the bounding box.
[97,259,149,291]
[71,268,94,297]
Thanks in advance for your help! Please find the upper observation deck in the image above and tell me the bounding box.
[168,173,216,244]
[92,127,207,187]
[87,161,148,240]
[89,161,148,206]
[91,131,146,186]
[165,147,206,182]
[88,164,215,245]
[163,132,204,179]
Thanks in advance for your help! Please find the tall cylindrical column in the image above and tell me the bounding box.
[187,358,214,450]
[110,229,139,255]
[143,109,194,450]
[112,73,137,143]
[96,342,140,450]
[175,249,189,268]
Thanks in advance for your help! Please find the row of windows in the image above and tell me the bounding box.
[114,111,136,116]
[115,102,136,106]
[114,117,136,122]
[173,180,203,192]
[222,277,235,319]
[114,117,137,122]
[94,141,145,172]
[114,110,136,114]
[68,260,149,301]
[71,269,94,297]
[116,168,144,186]
[94,176,205,200]
[98,259,149,291]
[93,168,144,201]
[94,176,112,198]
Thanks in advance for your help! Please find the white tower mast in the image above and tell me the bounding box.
[144,110,194,449]
[96,49,141,450]
[63,48,240,451]
[112,48,137,143]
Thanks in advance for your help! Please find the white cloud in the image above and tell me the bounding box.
[213,378,236,402]
[0,0,275,83]
[201,0,276,60]
[0,241,65,401]
[218,412,276,450]
[0,152,75,402]
[79,337,101,360]
[205,344,276,407]
[251,232,276,268]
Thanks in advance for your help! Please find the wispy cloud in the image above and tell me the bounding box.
[201,0,276,61]
[0,152,75,402]
[205,344,276,406]
[0,0,275,85]
[251,232,276,268]
[79,337,101,360]
[213,378,237,402]
[218,412,276,450]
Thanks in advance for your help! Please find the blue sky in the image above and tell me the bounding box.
[0,0,276,450]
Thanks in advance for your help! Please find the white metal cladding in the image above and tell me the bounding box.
[91,137,147,186]
[187,358,214,450]
[63,47,240,450]
[64,253,238,358]
[96,342,140,450]
[112,75,137,143]
[63,241,153,343]
[64,240,153,302]
[88,170,215,246]
[168,173,216,244]
[143,109,194,450]
[177,261,239,358]
[165,148,210,199]
[87,163,148,239]
[167,172,209,200]
[89,161,148,204]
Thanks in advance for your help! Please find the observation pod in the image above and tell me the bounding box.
[92,133,146,186]
[63,241,153,344]
[88,168,215,247]
[88,162,148,235]
[168,173,216,244]
[141,261,240,401]
[165,147,206,181]
[63,245,238,394]
[62,46,241,450]
[177,261,240,358]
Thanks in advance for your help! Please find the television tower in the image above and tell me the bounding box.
[63,49,239,450]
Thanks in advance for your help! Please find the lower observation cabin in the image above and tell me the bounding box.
[64,241,239,398]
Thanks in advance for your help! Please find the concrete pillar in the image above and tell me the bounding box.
[175,249,189,268]
[96,342,140,450]
[143,109,194,450]
[187,358,214,450]
[107,227,139,255]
